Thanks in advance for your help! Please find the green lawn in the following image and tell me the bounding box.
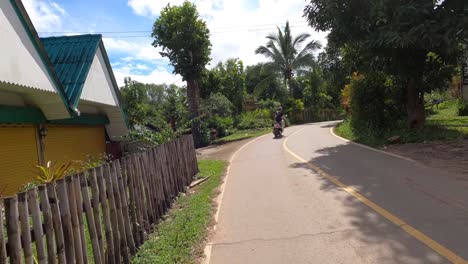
[131,160,226,264]
[335,100,467,148]
[212,128,270,144]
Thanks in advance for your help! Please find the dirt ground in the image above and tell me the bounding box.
[383,139,468,178]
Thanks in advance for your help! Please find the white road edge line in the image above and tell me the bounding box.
[203,133,271,264]
[329,125,418,163]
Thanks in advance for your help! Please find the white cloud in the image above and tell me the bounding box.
[127,0,328,68]
[22,0,66,32]
[103,38,163,61]
[113,65,184,87]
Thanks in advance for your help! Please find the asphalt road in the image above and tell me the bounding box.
[206,122,468,264]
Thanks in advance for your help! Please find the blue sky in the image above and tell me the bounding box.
[23,0,327,86]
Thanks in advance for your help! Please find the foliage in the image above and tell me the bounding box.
[121,79,188,131]
[152,1,212,148]
[237,110,272,130]
[35,161,72,184]
[258,99,281,115]
[205,116,234,138]
[200,93,234,117]
[215,59,246,113]
[129,126,178,146]
[152,1,211,81]
[304,0,466,128]
[255,21,321,92]
[284,98,304,124]
[349,72,403,134]
[457,99,468,116]
[335,119,464,148]
[131,160,226,264]
[76,153,112,171]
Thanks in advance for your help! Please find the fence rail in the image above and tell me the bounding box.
[0,135,198,264]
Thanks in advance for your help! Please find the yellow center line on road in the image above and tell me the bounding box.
[282,127,468,264]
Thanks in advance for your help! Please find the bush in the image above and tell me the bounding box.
[200,93,234,117]
[205,116,234,138]
[457,99,468,116]
[349,72,402,134]
[129,125,177,146]
[285,98,305,124]
[237,110,272,129]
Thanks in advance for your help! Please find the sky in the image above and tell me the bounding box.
[23,0,328,87]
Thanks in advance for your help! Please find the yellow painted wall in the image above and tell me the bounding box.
[0,125,39,195]
[44,125,106,166]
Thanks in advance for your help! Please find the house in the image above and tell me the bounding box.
[0,0,128,195]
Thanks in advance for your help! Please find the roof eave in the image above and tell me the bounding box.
[9,0,74,117]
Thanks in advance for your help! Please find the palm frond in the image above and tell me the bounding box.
[293,33,311,47]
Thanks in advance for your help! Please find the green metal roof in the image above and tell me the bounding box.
[40,34,102,108]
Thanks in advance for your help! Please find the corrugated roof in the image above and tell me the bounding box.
[40,34,102,107]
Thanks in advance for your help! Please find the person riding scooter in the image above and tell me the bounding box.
[275,107,285,130]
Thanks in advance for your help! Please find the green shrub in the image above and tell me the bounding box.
[206,116,234,138]
[457,99,468,116]
[237,111,272,129]
[200,93,234,117]
[349,72,403,134]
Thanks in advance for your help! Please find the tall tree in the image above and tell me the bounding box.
[255,21,321,93]
[152,1,211,147]
[304,0,467,128]
[215,58,246,113]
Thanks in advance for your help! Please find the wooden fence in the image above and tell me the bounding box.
[0,135,198,264]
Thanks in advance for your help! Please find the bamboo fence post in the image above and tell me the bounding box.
[115,160,136,255]
[147,149,161,220]
[103,164,121,264]
[89,168,105,263]
[131,155,145,242]
[125,156,141,247]
[139,153,155,226]
[17,192,33,264]
[110,162,129,263]
[65,177,83,264]
[0,201,7,264]
[157,146,171,209]
[135,155,150,234]
[72,174,88,263]
[150,148,164,217]
[96,166,114,263]
[4,197,22,264]
[47,183,66,264]
[56,179,76,263]
[79,173,102,264]
[27,189,46,264]
[38,185,56,264]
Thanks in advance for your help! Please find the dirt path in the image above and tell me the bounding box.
[383,139,468,179]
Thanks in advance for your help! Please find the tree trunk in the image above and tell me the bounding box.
[186,78,202,148]
[406,77,425,129]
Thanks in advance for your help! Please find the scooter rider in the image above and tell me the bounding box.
[275,106,285,130]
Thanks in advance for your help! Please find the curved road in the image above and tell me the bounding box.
[206,122,468,264]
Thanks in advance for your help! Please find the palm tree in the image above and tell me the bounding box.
[255,21,321,93]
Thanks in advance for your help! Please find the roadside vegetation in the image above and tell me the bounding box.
[336,99,467,147]
[131,160,226,264]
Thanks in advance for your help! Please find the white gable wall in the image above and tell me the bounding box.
[81,47,119,106]
[0,1,57,93]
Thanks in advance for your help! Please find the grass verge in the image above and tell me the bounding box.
[212,128,270,144]
[335,100,467,148]
[131,160,226,264]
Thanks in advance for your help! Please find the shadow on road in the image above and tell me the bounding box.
[288,141,467,263]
